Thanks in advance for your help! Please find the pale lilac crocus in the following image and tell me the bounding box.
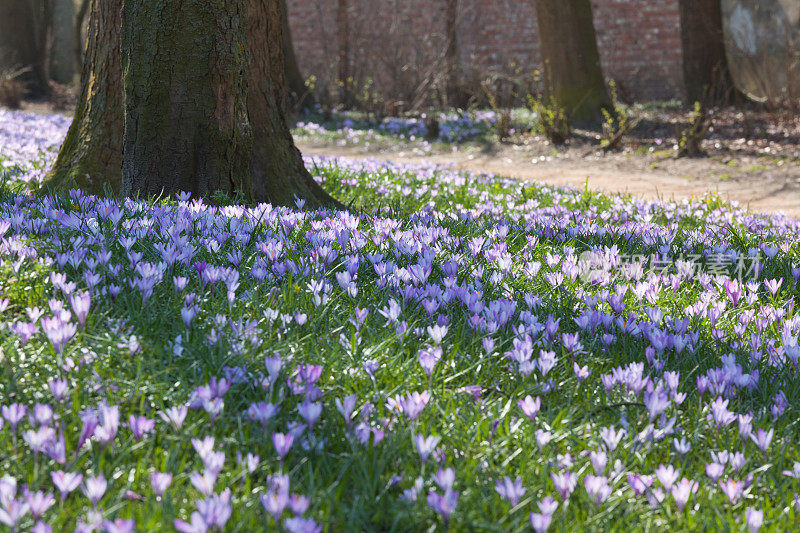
[434,468,455,491]
[518,395,541,421]
[418,345,442,377]
[719,479,743,505]
[584,475,612,507]
[745,508,763,533]
[551,471,577,501]
[69,291,91,328]
[0,499,30,529]
[127,415,155,441]
[23,490,54,520]
[670,478,698,511]
[414,434,440,463]
[750,428,774,454]
[284,517,322,533]
[103,518,135,533]
[427,489,459,524]
[705,463,724,482]
[47,378,69,403]
[2,404,26,432]
[288,494,310,515]
[298,401,322,429]
[335,395,357,425]
[159,405,188,431]
[494,476,526,506]
[273,433,294,461]
[260,489,289,521]
[150,472,173,497]
[530,512,552,533]
[82,474,107,507]
[51,471,82,500]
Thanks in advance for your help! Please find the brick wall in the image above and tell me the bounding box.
[287,0,685,105]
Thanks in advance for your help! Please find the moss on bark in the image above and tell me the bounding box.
[39,0,124,198]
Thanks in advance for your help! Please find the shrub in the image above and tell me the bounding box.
[481,74,519,142]
[677,101,712,157]
[0,68,25,109]
[527,92,570,144]
[599,80,639,151]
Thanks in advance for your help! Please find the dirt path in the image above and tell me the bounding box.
[298,141,800,218]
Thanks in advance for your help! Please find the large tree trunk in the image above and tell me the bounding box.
[75,0,90,67]
[679,0,743,105]
[0,0,50,96]
[42,0,123,196]
[281,0,314,112]
[50,0,76,84]
[43,0,338,208]
[248,0,335,207]
[533,0,610,121]
[120,0,253,199]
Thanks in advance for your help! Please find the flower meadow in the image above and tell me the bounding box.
[293,108,526,150]
[1,110,800,532]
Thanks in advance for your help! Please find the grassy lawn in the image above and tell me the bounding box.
[0,110,798,531]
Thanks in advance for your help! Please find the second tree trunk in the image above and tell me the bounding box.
[533,0,610,121]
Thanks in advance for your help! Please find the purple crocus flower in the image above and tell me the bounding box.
[518,395,541,421]
[260,489,289,521]
[719,479,743,505]
[2,404,27,432]
[273,433,294,461]
[288,494,310,515]
[103,518,135,533]
[297,401,322,429]
[584,475,612,507]
[494,476,526,506]
[23,490,54,520]
[413,434,440,463]
[397,391,430,421]
[750,428,774,454]
[428,489,459,523]
[159,405,188,431]
[51,471,82,500]
[283,516,322,533]
[670,478,698,511]
[82,474,107,507]
[551,471,577,500]
[47,379,69,403]
[150,472,173,497]
[0,499,30,529]
[434,468,455,492]
[334,395,357,425]
[745,508,763,533]
[530,512,553,533]
[69,291,91,328]
[127,415,155,441]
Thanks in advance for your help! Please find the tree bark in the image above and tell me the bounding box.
[281,0,314,112]
[50,0,76,84]
[75,0,90,67]
[679,0,744,105]
[533,0,610,121]
[120,0,253,200]
[248,0,336,207]
[0,0,50,96]
[42,0,123,196]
